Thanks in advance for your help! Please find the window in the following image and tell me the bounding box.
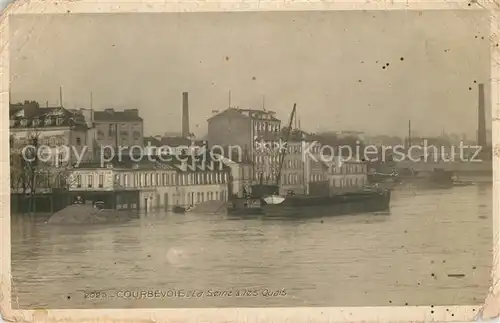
[76,175,82,188]
[57,152,65,165]
[56,117,63,126]
[87,175,93,188]
[124,174,129,187]
[108,124,115,136]
[98,174,104,188]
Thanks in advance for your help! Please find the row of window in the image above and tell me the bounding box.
[10,136,83,148]
[283,173,304,185]
[105,125,141,137]
[331,164,366,174]
[253,142,304,154]
[332,177,365,188]
[254,155,280,164]
[73,171,229,189]
[254,172,277,182]
[10,117,66,127]
[254,121,280,133]
[286,159,303,169]
[75,174,106,188]
[310,174,326,182]
[186,190,227,205]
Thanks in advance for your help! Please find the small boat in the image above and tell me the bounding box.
[262,194,286,205]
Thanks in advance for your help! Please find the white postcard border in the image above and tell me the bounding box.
[0,1,497,322]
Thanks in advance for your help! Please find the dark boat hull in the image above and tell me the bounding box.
[261,190,391,217]
[172,206,186,214]
[227,207,264,216]
[227,198,264,216]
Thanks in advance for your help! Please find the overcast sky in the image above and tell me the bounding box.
[10,10,490,139]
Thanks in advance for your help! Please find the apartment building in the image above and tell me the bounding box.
[9,101,95,165]
[93,108,143,148]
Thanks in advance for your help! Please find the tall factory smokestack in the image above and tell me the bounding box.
[182,92,190,138]
[477,83,487,148]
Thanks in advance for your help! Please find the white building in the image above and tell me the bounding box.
[67,157,231,212]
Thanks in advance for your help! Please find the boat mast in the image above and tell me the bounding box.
[275,103,297,187]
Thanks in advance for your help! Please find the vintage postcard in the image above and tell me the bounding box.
[1,1,499,322]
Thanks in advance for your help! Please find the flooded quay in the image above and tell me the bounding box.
[10,184,492,309]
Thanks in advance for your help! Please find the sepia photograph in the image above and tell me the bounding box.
[6,8,494,314]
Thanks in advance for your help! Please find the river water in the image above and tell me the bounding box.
[10,184,492,309]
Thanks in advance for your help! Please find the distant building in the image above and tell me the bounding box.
[93,108,143,148]
[207,108,282,183]
[326,158,368,193]
[143,136,207,156]
[9,101,95,164]
[207,108,281,148]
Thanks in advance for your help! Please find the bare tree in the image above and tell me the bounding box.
[10,134,27,199]
[23,129,41,213]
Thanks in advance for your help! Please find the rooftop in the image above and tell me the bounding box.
[9,104,89,130]
[93,108,143,122]
[75,153,230,173]
[208,108,281,122]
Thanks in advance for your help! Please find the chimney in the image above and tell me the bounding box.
[477,83,487,147]
[182,92,190,138]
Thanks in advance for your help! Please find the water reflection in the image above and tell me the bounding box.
[11,185,492,309]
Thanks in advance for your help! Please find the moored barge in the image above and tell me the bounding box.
[251,184,391,217]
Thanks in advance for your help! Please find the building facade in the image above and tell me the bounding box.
[207,108,281,149]
[9,102,95,165]
[327,159,368,193]
[207,108,282,183]
[67,157,231,212]
[93,108,143,149]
